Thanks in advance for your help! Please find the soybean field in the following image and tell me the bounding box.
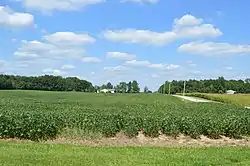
[0,90,250,141]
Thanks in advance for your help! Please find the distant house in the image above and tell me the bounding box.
[226,90,236,94]
[98,89,115,93]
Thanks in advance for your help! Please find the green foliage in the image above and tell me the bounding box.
[158,77,250,94]
[143,117,161,137]
[117,82,127,93]
[0,91,250,141]
[127,81,132,93]
[161,116,180,138]
[100,81,140,93]
[123,116,142,138]
[131,80,140,93]
[0,74,94,92]
[0,109,61,141]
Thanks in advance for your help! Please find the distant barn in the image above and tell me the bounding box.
[226,90,236,94]
[97,89,115,94]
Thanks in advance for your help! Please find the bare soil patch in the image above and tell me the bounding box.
[46,132,250,147]
[1,132,249,147]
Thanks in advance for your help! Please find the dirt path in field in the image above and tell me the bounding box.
[45,132,250,147]
[173,95,214,103]
[1,132,249,147]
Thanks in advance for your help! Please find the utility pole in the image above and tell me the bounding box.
[168,82,171,95]
[164,81,166,94]
[162,84,164,94]
[183,81,186,96]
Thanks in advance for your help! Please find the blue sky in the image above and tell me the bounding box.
[1,0,250,90]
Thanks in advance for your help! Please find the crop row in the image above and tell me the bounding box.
[1,102,250,141]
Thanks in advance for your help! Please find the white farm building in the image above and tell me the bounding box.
[226,90,236,94]
[98,89,115,93]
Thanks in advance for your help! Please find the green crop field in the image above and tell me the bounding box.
[0,90,250,141]
[1,141,250,166]
[188,93,250,106]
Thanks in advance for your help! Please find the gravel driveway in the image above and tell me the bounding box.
[173,95,213,103]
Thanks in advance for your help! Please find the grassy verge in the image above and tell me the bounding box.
[1,141,250,166]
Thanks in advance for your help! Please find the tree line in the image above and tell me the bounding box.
[4,74,248,94]
[0,74,94,92]
[158,77,250,94]
[96,80,141,93]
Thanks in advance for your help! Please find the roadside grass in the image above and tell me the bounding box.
[1,141,250,166]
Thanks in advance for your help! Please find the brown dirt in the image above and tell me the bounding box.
[1,132,250,147]
[46,132,250,147]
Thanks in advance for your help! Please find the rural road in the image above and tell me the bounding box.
[173,95,213,103]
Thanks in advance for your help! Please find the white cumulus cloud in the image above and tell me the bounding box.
[18,0,105,12]
[125,60,151,66]
[149,63,179,70]
[13,31,95,62]
[103,14,222,46]
[0,6,34,27]
[61,64,76,70]
[150,74,160,78]
[16,0,105,12]
[178,41,250,56]
[44,32,96,45]
[174,14,203,28]
[104,29,176,46]
[104,66,127,73]
[14,51,40,60]
[14,40,85,61]
[82,57,102,63]
[107,52,136,61]
[43,68,65,76]
[148,63,165,69]
[11,38,17,42]
[125,60,179,70]
[186,60,197,67]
